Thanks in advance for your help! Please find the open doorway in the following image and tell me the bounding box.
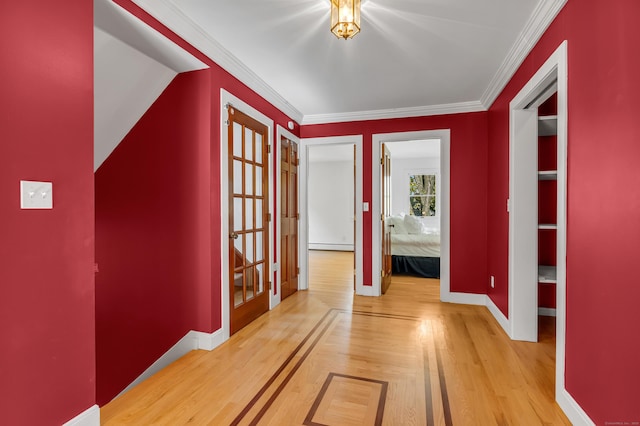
[299,136,364,295]
[509,41,567,404]
[372,130,451,299]
[385,140,442,291]
[307,144,355,294]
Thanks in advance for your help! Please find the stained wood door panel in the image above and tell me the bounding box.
[228,107,269,334]
[381,143,392,294]
[280,137,298,300]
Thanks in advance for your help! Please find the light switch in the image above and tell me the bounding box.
[20,180,53,209]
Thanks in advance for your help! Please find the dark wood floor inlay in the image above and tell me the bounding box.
[435,344,453,426]
[303,373,388,426]
[232,308,451,425]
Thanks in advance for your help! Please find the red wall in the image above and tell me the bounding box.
[0,1,96,424]
[95,1,301,403]
[95,70,212,404]
[302,113,488,293]
[116,0,301,304]
[487,0,640,421]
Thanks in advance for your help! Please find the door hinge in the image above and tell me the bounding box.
[267,213,272,222]
[380,157,384,165]
[268,281,272,290]
[224,120,230,126]
[381,213,384,221]
[296,213,300,220]
[381,270,385,278]
[268,145,272,154]
[296,267,300,275]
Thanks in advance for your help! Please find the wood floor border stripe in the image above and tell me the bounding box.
[231,308,451,425]
[303,373,388,426]
[423,344,435,425]
[435,344,453,426]
[247,311,339,426]
[230,309,336,425]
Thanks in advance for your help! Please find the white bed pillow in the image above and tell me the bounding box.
[404,214,424,234]
[388,215,408,234]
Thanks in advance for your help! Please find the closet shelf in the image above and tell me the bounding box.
[538,224,557,230]
[538,265,557,283]
[538,170,557,180]
[538,115,558,136]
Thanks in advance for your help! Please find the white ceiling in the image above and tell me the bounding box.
[130,0,566,124]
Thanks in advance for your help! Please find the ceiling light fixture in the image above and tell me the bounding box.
[331,0,361,40]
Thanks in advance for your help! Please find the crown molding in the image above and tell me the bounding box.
[301,101,486,125]
[480,0,568,109]
[130,0,304,124]
[130,0,566,126]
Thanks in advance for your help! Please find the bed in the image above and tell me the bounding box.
[387,215,440,279]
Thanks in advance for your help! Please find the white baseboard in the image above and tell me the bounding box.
[116,329,226,400]
[486,295,511,337]
[557,389,595,425]
[481,300,591,425]
[442,291,487,306]
[538,307,557,317]
[356,284,377,296]
[309,243,354,251]
[63,404,99,426]
[193,328,225,351]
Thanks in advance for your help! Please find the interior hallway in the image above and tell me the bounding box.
[101,250,569,425]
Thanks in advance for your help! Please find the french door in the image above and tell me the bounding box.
[228,107,270,334]
[280,136,299,300]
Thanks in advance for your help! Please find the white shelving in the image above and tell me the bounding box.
[538,170,557,180]
[538,223,557,230]
[538,115,557,136]
[538,265,557,283]
[538,112,557,291]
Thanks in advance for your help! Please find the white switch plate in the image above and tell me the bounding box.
[363,202,369,212]
[20,180,53,209]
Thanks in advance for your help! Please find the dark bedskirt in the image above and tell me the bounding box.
[392,255,440,279]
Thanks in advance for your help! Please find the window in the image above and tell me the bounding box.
[409,174,436,217]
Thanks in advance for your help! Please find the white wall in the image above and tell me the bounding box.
[391,157,440,230]
[308,161,354,250]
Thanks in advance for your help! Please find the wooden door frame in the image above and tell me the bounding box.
[508,41,570,415]
[220,89,274,341]
[299,135,364,294]
[372,130,451,299]
[274,125,300,308]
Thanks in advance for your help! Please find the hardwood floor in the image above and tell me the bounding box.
[101,250,570,425]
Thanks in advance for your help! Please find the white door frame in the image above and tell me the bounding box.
[273,125,301,308]
[299,135,364,294]
[220,89,274,341]
[372,130,451,299]
[509,41,569,405]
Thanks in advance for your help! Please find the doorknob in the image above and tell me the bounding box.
[230,232,239,240]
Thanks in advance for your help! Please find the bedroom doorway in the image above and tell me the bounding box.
[383,139,441,291]
[299,136,364,294]
[372,130,451,299]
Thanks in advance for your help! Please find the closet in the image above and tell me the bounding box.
[537,94,558,315]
